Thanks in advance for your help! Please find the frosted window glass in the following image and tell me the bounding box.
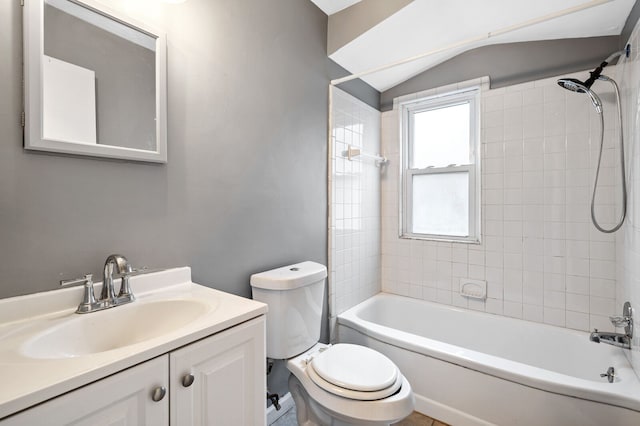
[412,102,470,168]
[412,172,469,236]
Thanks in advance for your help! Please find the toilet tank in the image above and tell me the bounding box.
[250,261,327,359]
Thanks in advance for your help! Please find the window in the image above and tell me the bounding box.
[400,88,480,242]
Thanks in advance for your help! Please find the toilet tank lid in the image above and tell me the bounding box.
[250,261,327,290]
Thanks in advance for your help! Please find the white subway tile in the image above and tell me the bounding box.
[452,292,469,309]
[485,142,504,158]
[566,257,590,277]
[544,256,565,275]
[452,262,468,277]
[543,307,565,327]
[589,259,616,280]
[590,241,615,261]
[590,296,616,316]
[484,110,504,128]
[522,87,544,105]
[486,298,504,315]
[523,282,544,306]
[468,264,485,280]
[566,293,589,313]
[544,290,565,309]
[565,311,590,331]
[589,278,615,299]
[566,275,589,295]
[504,92,523,109]
[504,301,523,319]
[436,289,453,304]
[524,254,544,272]
[522,154,545,171]
[523,304,544,322]
[484,94,504,112]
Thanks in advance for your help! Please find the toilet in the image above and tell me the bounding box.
[251,261,414,426]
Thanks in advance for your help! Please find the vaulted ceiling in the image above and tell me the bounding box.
[311,0,636,91]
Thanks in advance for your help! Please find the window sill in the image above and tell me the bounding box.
[398,233,481,245]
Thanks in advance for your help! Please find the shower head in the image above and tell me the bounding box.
[557,78,603,113]
[557,45,630,96]
[557,78,588,93]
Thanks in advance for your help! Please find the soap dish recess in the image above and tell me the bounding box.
[460,279,487,300]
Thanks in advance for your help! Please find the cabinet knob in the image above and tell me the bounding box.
[182,373,195,387]
[151,386,167,402]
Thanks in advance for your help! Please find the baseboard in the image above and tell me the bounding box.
[267,392,295,425]
[414,394,493,426]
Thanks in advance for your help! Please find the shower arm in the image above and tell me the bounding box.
[584,61,608,88]
[584,47,630,88]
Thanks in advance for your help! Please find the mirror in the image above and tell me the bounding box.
[24,0,167,163]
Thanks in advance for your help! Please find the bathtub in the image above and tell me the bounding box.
[336,293,640,426]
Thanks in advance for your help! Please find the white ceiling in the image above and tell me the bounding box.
[325,0,636,91]
[310,0,361,15]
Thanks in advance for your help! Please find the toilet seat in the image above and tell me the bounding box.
[287,343,415,424]
[307,344,402,401]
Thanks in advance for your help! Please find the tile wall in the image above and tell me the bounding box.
[618,19,640,375]
[329,87,382,335]
[381,72,620,333]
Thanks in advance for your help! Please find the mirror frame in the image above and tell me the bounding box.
[23,0,168,163]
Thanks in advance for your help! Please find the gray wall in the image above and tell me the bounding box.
[381,36,621,110]
[44,4,156,150]
[329,59,380,109]
[622,0,640,45]
[1,0,330,301]
[327,0,412,55]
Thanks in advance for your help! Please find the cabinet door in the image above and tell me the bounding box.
[3,355,169,426]
[170,316,266,426]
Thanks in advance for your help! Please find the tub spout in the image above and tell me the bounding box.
[589,329,631,349]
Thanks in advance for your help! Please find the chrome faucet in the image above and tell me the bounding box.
[60,254,140,314]
[589,330,631,349]
[589,302,633,350]
[102,254,135,305]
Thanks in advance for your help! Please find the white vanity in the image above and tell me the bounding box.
[0,267,267,425]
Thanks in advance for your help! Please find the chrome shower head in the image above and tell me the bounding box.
[557,78,588,93]
[557,78,603,113]
[556,45,630,111]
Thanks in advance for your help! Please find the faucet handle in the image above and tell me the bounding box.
[60,273,93,287]
[61,274,99,314]
[610,315,632,327]
[117,264,136,303]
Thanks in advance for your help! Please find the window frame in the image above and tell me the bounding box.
[399,87,481,243]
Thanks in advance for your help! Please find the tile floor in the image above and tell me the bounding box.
[271,407,297,426]
[271,408,447,426]
[393,411,450,426]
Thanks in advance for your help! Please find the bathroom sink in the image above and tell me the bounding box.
[0,267,268,420]
[21,299,211,359]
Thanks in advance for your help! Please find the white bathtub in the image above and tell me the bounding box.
[336,293,640,426]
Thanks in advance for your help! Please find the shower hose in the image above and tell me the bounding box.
[591,76,627,233]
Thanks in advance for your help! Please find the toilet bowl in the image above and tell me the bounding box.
[286,343,414,425]
[250,261,414,426]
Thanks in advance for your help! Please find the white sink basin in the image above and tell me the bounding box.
[21,299,211,359]
[0,267,268,420]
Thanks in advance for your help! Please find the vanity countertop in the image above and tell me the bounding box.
[0,267,267,419]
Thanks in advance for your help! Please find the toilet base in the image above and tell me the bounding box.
[288,374,402,426]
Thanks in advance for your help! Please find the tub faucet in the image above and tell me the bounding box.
[589,330,631,349]
[589,301,633,350]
